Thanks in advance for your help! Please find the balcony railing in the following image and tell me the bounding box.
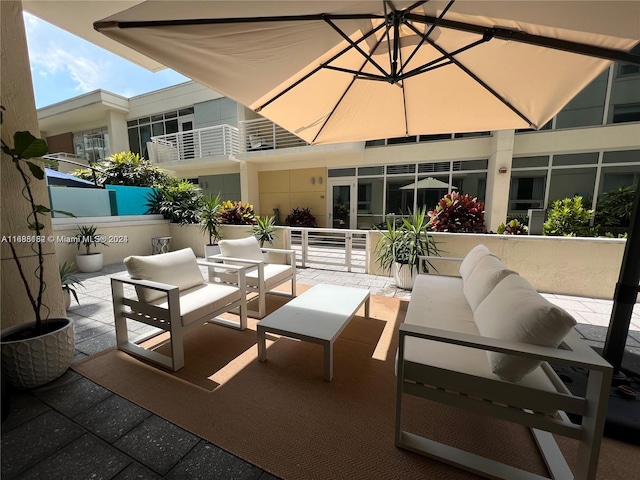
[239,118,308,152]
[150,124,240,164]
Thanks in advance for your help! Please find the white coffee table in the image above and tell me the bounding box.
[256,284,370,381]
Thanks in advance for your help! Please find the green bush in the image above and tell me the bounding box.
[595,185,636,228]
[74,151,171,187]
[146,178,204,224]
[427,191,486,233]
[543,196,598,237]
[497,219,528,235]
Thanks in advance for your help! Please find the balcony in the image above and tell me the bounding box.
[149,118,310,165]
[149,124,241,164]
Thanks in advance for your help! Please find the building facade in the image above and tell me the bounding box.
[37,50,640,232]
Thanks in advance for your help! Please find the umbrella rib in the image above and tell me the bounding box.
[403,21,534,127]
[256,21,388,112]
[323,16,390,79]
[399,0,455,76]
[404,13,640,65]
[311,34,389,144]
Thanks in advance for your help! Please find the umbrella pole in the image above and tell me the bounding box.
[602,179,640,377]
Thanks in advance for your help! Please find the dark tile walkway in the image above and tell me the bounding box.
[2,263,639,479]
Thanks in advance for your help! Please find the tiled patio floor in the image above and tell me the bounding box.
[2,264,639,479]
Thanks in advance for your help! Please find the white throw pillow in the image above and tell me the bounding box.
[459,244,491,281]
[463,255,517,311]
[124,248,205,302]
[218,236,265,262]
[474,274,577,383]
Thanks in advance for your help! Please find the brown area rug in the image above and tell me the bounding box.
[73,286,639,479]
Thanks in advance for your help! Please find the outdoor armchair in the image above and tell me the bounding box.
[207,236,296,318]
[111,248,249,371]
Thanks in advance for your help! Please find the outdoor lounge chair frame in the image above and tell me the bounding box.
[208,247,296,318]
[396,325,613,480]
[111,260,248,371]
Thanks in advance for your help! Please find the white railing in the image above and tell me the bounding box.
[287,227,369,273]
[150,124,240,164]
[239,118,308,152]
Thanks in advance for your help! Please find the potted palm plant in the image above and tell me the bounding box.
[1,126,76,389]
[252,215,277,247]
[75,224,107,272]
[375,207,439,289]
[59,261,83,310]
[200,193,222,257]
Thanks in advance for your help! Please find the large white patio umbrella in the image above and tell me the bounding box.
[94,1,640,146]
[94,1,640,373]
[400,177,455,190]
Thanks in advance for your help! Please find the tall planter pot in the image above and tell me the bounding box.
[1,318,75,389]
[393,263,418,290]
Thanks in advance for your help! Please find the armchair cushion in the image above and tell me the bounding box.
[462,254,517,311]
[124,248,205,302]
[218,236,264,262]
[474,274,577,382]
[458,244,491,281]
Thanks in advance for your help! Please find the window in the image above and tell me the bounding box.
[73,126,110,163]
[127,107,197,157]
[509,175,546,212]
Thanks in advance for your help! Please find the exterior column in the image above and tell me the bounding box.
[239,160,260,212]
[107,110,129,154]
[1,0,66,328]
[485,129,515,232]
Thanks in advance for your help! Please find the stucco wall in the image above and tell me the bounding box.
[368,231,626,300]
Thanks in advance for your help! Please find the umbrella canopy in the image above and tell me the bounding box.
[95,1,639,145]
[45,168,99,188]
[400,177,455,190]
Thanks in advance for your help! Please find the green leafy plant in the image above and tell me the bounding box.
[146,178,204,224]
[59,261,83,305]
[285,207,318,227]
[74,151,171,187]
[543,196,598,237]
[1,125,73,331]
[497,219,529,235]
[428,191,487,233]
[376,207,439,272]
[199,193,222,245]
[76,225,108,255]
[219,200,257,225]
[595,185,636,228]
[252,216,277,247]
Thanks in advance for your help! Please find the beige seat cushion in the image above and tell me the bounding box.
[151,283,241,327]
[463,255,517,311]
[218,236,264,262]
[458,244,491,281]
[474,274,577,382]
[124,248,205,302]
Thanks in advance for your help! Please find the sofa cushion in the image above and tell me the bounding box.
[459,244,491,281]
[474,274,577,382]
[124,248,205,302]
[219,236,264,262]
[463,255,517,311]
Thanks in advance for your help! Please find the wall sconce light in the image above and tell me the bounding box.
[498,167,508,174]
[311,177,315,184]
[318,176,323,184]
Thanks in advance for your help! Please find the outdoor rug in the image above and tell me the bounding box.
[73,287,639,479]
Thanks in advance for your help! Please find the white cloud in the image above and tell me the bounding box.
[24,12,110,93]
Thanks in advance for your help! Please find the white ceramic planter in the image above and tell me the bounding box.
[393,263,417,290]
[1,318,75,389]
[204,244,220,258]
[75,253,103,272]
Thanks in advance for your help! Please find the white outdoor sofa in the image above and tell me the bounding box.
[111,248,249,371]
[396,245,613,480]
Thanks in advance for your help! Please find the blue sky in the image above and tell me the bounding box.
[24,12,190,109]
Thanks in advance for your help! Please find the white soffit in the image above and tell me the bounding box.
[23,0,166,72]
